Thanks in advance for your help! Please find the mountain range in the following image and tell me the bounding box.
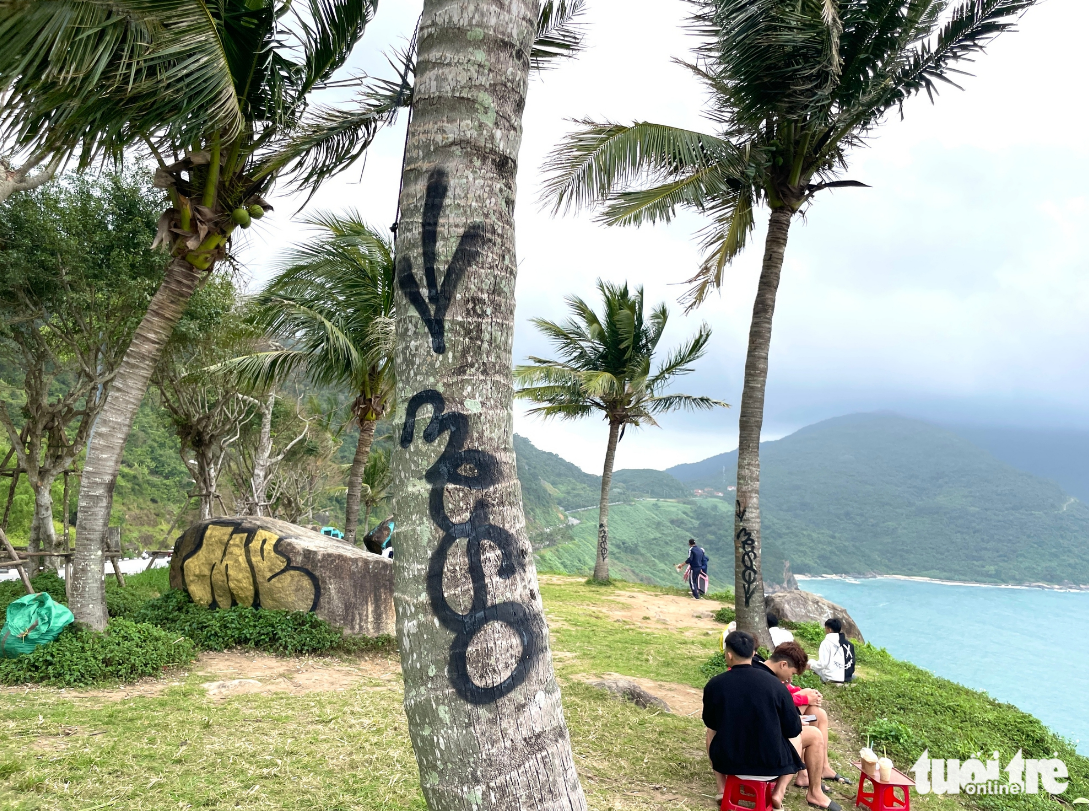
[522,413,1089,587]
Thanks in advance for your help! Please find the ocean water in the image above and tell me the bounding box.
[797,576,1089,756]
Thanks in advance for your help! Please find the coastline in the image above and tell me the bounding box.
[796,572,1089,593]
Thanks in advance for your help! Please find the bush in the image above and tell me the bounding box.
[864,717,917,748]
[705,587,734,602]
[712,606,735,624]
[134,590,350,656]
[701,651,727,679]
[0,570,67,616]
[0,619,196,687]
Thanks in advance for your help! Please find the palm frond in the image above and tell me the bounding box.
[0,0,244,163]
[679,185,756,312]
[532,0,588,69]
[540,120,737,215]
[646,393,730,415]
[648,323,713,387]
[297,0,379,96]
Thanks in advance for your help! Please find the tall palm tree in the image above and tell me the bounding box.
[515,280,726,583]
[540,0,1034,643]
[231,213,395,546]
[0,0,383,628]
[388,2,587,808]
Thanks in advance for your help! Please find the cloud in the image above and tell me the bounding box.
[238,0,1089,473]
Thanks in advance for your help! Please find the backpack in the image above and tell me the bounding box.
[841,638,856,682]
[0,592,74,659]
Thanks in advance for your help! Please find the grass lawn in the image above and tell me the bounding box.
[0,574,1081,810]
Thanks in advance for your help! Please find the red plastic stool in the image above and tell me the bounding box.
[851,762,914,811]
[721,775,775,811]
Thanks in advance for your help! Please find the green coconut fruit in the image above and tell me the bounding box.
[231,207,252,228]
[248,204,265,220]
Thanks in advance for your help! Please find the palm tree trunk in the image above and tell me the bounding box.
[388,2,586,809]
[70,258,203,630]
[344,419,377,545]
[734,207,793,651]
[593,420,621,583]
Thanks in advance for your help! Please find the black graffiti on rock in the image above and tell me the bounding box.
[400,390,543,705]
[736,501,759,607]
[396,169,486,354]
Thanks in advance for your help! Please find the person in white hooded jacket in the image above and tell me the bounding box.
[807,618,854,684]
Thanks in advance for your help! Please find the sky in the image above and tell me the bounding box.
[238,0,1089,475]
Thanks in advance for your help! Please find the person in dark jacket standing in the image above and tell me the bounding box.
[703,631,841,810]
[678,538,708,599]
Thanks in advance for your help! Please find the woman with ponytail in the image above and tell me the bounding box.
[808,618,855,684]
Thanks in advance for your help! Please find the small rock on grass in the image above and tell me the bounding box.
[591,679,671,713]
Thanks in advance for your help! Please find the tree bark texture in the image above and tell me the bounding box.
[250,390,276,516]
[388,2,586,810]
[71,258,204,630]
[344,418,378,545]
[29,476,58,567]
[593,420,620,583]
[734,207,793,651]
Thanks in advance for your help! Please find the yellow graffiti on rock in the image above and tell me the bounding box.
[182,523,317,612]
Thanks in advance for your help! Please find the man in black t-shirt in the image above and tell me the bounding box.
[703,632,842,810]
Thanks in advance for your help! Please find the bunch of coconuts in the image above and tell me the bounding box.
[231,202,266,229]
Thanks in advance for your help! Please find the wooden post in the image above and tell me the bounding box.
[1,469,19,532]
[62,471,70,550]
[106,526,125,588]
[0,527,33,595]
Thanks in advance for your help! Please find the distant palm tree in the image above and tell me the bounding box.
[360,446,392,541]
[541,0,1033,639]
[515,280,727,583]
[232,213,394,546]
[0,0,384,628]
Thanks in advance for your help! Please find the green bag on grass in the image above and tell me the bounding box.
[0,592,74,659]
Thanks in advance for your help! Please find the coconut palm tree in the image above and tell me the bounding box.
[515,280,726,583]
[229,213,395,546]
[540,0,1034,643]
[0,0,384,628]
[388,2,587,808]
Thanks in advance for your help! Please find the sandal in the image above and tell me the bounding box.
[827,773,852,785]
[808,800,842,811]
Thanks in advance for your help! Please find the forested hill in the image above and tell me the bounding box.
[529,414,1089,587]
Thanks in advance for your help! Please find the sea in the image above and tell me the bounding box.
[797,576,1089,756]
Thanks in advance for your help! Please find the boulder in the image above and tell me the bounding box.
[765,589,865,644]
[591,678,671,713]
[169,517,393,638]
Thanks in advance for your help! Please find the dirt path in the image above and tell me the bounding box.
[1,650,403,703]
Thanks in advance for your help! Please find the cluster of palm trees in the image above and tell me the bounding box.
[0,0,1036,808]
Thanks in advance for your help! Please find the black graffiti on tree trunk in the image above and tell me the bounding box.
[736,501,758,606]
[400,391,543,705]
[397,169,541,705]
[597,523,608,560]
[396,169,485,355]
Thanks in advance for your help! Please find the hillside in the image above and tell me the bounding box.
[537,414,1089,587]
[947,423,1089,502]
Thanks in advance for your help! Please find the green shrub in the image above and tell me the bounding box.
[104,576,166,619]
[701,651,727,679]
[705,587,734,602]
[0,570,67,616]
[712,606,735,624]
[864,717,916,748]
[134,590,349,655]
[0,619,196,687]
[780,619,825,648]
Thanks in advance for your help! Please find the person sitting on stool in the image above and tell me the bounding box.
[704,631,842,809]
